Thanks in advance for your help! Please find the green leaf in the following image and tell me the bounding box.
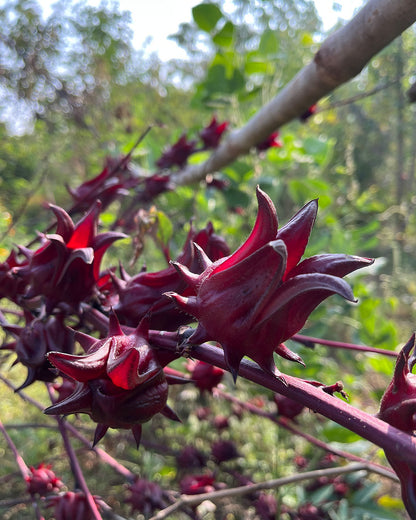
[321,423,361,444]
[245,60,271,75]
[223,187,250,208]
[309,483,334,504]
[156,210,173,246]
[351,482,380,505]
[258,29,279,56]
[213,21,234,47]
[192,3,222,32]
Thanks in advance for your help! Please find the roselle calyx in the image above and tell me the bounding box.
[187,359,224,394]
[378,334,416,518]
[1,312,74,389]
[167,186,373,380]
[14,201,126,313]
[157,134,197,169]
[199,116,229,149]
[44,311,179,446]
[126,478,168,515]
[46,491,107,520]
[0,247,31,303]
[26,463,63,497]
[113,221,229,329]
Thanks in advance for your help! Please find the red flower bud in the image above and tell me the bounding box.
[139,174,174,202]
[26,463,63,496]
[14,202,126,312]
[211,440,239,463]
[378,334,416,517]
[0,247,31,303]
[67,158,134,214]
[126,478,167,515]
[167,186,372,380]
[255,492,278,520]
[2,313,74,389]
[200,117,229,149]
[113,222,229,329]
[274,393,305,420]
[45,311,179,446]
[157,134,197,169]
[256,132,283,151]
[187,360,224,394]
[46,491,107,520]
[180,473,216,495]
[176,446,207,469]
[299,104,317,122]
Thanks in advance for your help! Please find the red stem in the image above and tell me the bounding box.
[0,417,30,479]
[293,334,398,358]
[47,385,103,520]
[149,332,416,468]
[0,374,136,481]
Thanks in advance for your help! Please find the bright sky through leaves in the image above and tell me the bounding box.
[29,0,364,61]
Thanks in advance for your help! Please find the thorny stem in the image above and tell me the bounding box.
[46,385,103,520]
[149,463,378,520]
[215,389,397,479]
[293,333,398,358]
[149,331,416,468]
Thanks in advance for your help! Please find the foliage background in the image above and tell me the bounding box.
[0,0,415,518]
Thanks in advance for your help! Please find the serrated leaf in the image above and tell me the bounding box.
[192,3,222,32]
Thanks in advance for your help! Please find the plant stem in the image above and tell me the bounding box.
[46,385,103,520]
[0,374,136,481]
[149,332,416,468]
[293,334,398,357]
[0,417,30,479]
[216,389,397,480]
[149,463,373,520]
[0,418,45,520]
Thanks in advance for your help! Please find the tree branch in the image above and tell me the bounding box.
[149,463,376,520]
[171,0,416,186]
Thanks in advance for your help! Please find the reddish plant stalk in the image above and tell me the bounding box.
[293,334,398,358]
[149,331,416,467]
[0,418,30,479]
[0,418,44,520]
[46,385,103,520]
[0,374,136,481]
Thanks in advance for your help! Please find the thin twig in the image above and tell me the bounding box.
[149,463,371,520]
[216,389,398,480]
[0,374,135,481]
[0,418,30,479]
[318,79,400,112]
[0,166,48,243]
[0,418,44,520]
[46,385,103,520]
[293,334,398,358]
